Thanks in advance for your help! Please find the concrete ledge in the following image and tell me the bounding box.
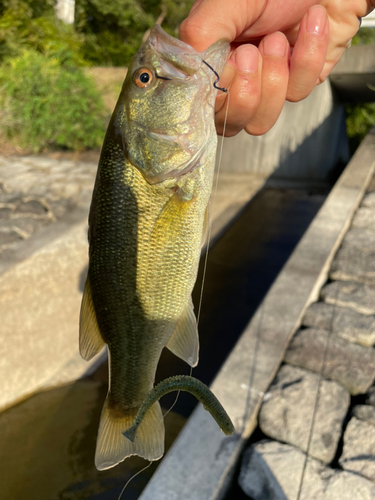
[0,213,96,410]
[139,130,375,500]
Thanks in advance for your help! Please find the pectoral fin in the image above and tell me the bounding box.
[79,277,105,360]
[166,297,199,367]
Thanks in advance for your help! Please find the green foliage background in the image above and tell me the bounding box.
[0,0,194,67]
[0,0,194,151]
[0,50,106,151]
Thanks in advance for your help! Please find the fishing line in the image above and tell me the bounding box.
[117,460,152,500]
[196,90,231,327]
[296,282,340,500]
[163,90,230,420]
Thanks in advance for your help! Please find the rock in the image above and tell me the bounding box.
[321,280,375,316]
[238,440,375,500]
[351,206,375,229]
[339,416,375,482]
[259,365,350,463]
[330,245,375,285]
[302,302,375,347]
[353,404,375,426]
[284,328,375,394]
[341,227,375,252]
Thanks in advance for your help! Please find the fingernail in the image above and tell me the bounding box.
[232,45,259,73]
[307,5,327,34]
[263,33,287,57]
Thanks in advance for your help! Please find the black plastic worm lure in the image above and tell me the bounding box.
[123,375,235,442]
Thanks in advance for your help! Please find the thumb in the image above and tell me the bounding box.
[179,0,262,52]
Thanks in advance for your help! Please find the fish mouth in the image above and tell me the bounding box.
[148,25,202,76]
[148,24,230,80]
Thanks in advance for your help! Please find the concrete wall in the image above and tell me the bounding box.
[220,80,349,181]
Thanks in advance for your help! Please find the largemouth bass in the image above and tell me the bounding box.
[79,25,230,470]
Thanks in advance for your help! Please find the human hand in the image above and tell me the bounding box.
[180,0,373,137]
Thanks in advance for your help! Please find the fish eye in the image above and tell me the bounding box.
[133,68,153,88]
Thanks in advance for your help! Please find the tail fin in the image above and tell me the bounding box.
[95,394,165,470]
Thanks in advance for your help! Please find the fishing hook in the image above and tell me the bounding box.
[202,60,227,93]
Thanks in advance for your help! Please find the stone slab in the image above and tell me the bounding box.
[339,416,375,482]
[330,245,375,285]
[302,302,375,347]
[139,128,375,500]
[351,206,375,230]
[340,226,375,251]
[321,280,375,316]
[239,440,375,500]
[285,328,375,394]
[259,365,350,463]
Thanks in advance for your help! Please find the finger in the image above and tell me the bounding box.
[215,44,262,137]
[318,1,368,82]
[245,32,289,136]
[286,5,329,102]
[179,0,263,51]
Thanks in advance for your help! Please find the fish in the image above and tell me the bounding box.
[79,24,230,471]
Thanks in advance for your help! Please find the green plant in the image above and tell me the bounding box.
[352,27,375,46]
[346,103,375,153]
[0,49,106,151]
[74,0,195,66]
[0,0,85,65]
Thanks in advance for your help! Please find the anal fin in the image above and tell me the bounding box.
[166,297,199,367]
[79,277,105,361]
